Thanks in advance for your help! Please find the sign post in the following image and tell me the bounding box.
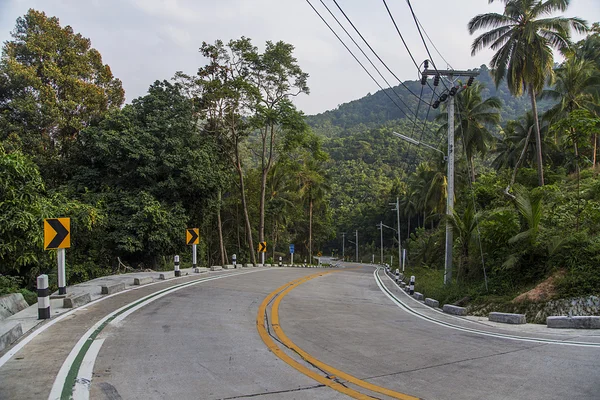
[289,244,295,265]
[186,228,200,272]
[44,218,70,295]
[257,242,267,266]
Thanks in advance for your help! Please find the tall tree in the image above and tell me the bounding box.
[469,0,588,186]
[246,41,309,263]
[197,39,259,265]
[0,9,124,181]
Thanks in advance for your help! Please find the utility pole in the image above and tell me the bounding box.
[355,230,358,262]
[423,68,479,285]
[390,197,402,269]
[342,232,346,261]
[379,222,384,265]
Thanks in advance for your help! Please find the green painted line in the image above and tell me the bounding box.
[60,274,225,400]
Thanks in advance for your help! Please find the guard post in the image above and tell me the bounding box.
[37,274,50,319]
[174,255,181,277]
[232,254,237,268]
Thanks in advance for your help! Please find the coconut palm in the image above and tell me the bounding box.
[437,82,502,181]
[298,158,330,260]
[542,57,600,168]
[469,0,588,186]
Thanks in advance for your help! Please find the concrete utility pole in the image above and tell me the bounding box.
[390,197,402,269]
[342,232,346,261]
[355,230,358,262]
[422,68,479,285]
[379,222,383,265]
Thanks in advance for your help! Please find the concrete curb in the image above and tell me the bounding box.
[489,312,526,325]
[210,266,223,271]
[101,283,126,295]
[425,298,439,308]
[443,304,467,316]
[63,293,91,308]
[159,272,175,280]
[133,277,153,286]
[547,316,600,329]
[413,292,424,301]
[0,321,23,352]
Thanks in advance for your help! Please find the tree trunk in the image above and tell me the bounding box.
[593,132,597,167]
[235,142,256,265]
[217,189,226,266]
[258,124,275,265]
[505,126,533,198]
[407,217,411,239]
[529,85,545,186]
[470,155,476,183]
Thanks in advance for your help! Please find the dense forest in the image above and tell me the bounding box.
[1,4,600,308]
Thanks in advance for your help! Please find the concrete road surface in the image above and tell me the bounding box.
[1,264,599,399]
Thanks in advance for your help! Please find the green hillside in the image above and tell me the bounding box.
[307,64,555,133]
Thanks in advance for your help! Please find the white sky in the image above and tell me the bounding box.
[1,0,599,115]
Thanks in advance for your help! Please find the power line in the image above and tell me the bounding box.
[381,0,420,71]
[405,0,451,91]
[319,0,415,115]
[415,16,453,70]
[333,0,428,105]
[407,86,439,168]
[305,0,409,118]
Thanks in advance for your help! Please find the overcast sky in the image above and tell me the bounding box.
[1,0,599,115]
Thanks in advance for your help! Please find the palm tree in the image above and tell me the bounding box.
[437,82,502,181]
[493,111,553,195]
[298,158,330,261]
[542,57,600,168]
[469,0,588,186]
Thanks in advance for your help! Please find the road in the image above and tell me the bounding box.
[1,264,599,399]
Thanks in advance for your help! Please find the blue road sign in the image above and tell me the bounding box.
[289,244,295,254]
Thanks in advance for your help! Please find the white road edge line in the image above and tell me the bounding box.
[373,268,600,348]
[72,338,104,400]
[48,268,270,400]
[0,270,227,369]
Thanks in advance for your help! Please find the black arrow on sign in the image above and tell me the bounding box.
[47,219,69,249]
[187,229,199,245]
[259,242,266,252]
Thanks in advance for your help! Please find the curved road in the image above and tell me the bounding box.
[1,264,599,399]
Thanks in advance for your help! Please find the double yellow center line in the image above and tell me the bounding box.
[256,271,420,400]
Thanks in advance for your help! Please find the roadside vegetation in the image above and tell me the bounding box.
[1,3,599,310]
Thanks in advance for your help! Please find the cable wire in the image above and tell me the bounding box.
[405,0,451,91]
[305,0,409,118]
[334,0,428,105]
[319,0,415,114]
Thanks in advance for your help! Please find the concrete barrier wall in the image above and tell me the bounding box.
[0,293,29,321]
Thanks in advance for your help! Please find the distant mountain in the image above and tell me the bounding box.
[306,64,554,133]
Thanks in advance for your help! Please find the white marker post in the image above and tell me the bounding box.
[279,256,282,267]
[232,254,237,268]
[37,274,50,319]
[402,249,407,272]
[409,276,415,295]
[192,244,197,273]
[395,269,400,284]
[57,248,66,295]
[174,255,180,277]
